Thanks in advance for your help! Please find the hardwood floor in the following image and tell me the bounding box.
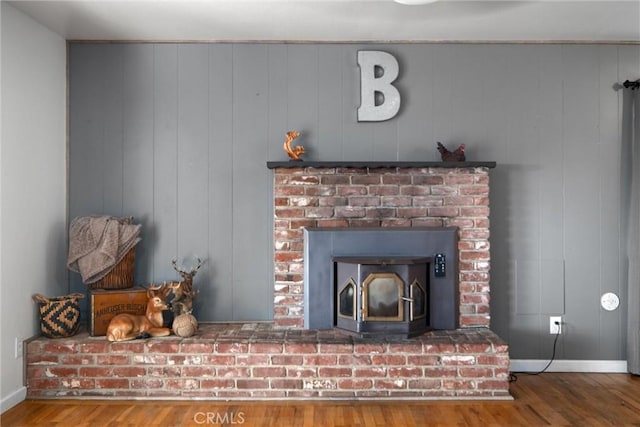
[2,373,640,426]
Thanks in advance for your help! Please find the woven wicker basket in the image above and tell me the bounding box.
[89,248,135,290]
[33,293,84,338]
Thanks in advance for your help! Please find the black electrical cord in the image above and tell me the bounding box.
[529,329,561,375]
[509,323,561,382]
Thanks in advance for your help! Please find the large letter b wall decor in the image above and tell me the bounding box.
[357,51,401,122]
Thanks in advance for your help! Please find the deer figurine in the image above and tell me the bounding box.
[106,285,173,342]
[168,257,202,316]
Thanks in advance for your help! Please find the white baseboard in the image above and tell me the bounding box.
[1,386,26,413]
[510,359,628,373]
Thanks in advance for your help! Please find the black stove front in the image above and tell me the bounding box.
[334,257,430,338]
[303,227,460,337]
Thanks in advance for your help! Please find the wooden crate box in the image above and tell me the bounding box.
[89,287,147,336]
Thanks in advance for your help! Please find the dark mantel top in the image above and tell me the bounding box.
[266,161,496,169]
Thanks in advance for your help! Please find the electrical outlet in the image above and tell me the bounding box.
[549,316,562,335]
[14,337,24,359]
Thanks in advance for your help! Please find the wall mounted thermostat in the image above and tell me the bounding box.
[600,292,620,311]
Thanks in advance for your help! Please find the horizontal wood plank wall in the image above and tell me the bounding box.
[68,43,640,360]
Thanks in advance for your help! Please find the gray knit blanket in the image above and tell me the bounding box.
[67,216,141,284]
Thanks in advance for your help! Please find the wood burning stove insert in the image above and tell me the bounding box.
[304,227,460,336]
[334,256,430,338]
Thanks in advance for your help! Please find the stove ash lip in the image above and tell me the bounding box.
[304,227,460,334]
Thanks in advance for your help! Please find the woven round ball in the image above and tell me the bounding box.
[172,314,198,337]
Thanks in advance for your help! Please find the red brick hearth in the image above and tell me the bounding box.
[25,162,510,400]
[26,323,510,399]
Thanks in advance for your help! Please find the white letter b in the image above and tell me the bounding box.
[357,51,401,122]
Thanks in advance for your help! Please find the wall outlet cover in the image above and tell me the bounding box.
[549,316,562,334]
[14,337,23,359]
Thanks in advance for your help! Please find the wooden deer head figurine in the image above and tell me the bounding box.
[169,257,202,316]
[106,284,172,342]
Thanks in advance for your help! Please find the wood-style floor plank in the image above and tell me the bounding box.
[2,373,640,426]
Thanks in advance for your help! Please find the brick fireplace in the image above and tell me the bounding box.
[25,161,510,400]
[267,161,495,330]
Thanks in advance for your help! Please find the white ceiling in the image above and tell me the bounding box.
[7,0,640,43]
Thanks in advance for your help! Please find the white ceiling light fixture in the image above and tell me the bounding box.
[393,0,440,5]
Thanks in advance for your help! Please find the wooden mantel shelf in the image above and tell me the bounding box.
[266,161,496,169]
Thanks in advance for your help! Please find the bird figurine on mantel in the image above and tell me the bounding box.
[437,142,466,162]
[283,131,305,161]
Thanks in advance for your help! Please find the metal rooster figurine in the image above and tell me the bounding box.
[437,142,466,162]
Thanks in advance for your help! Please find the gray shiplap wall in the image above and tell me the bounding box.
[68,43,640,360]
